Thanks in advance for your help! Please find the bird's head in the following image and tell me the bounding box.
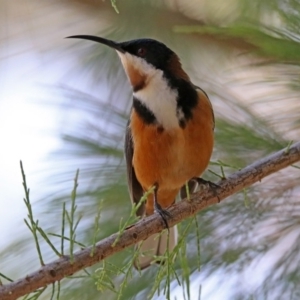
[66,35,190,92]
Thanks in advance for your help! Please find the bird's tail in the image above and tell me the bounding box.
[134,225,178,269]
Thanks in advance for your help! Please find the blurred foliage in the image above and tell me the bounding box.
[1,0,300,299]
[174,24,300,61]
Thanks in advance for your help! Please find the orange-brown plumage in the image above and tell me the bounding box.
[130,89,214,215]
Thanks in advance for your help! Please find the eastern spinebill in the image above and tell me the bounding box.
[67,35,215,269]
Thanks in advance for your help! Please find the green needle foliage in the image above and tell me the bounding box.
[110,0,119,14]
[21,161,45,267]
[18,165,87,300]
[0,273,13,283]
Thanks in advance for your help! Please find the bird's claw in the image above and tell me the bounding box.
[193,177,220,202]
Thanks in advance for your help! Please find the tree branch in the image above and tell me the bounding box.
[1,142,300,300]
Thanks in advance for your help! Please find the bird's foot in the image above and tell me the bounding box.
[154,201,171,229]
[193,177,220,202]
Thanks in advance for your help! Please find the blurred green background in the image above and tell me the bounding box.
[1,0,300,299]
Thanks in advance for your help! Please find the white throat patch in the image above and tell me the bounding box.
[117,52,179,130]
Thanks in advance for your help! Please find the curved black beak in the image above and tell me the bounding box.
[66,35,125,53]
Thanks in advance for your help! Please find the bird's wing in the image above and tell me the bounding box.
[179,85,215,199]
[125,120,145,217]
[194,85,215,130]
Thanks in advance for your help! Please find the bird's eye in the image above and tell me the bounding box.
[137,47,147,57]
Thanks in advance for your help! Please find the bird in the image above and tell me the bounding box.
[67,35,215,269]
